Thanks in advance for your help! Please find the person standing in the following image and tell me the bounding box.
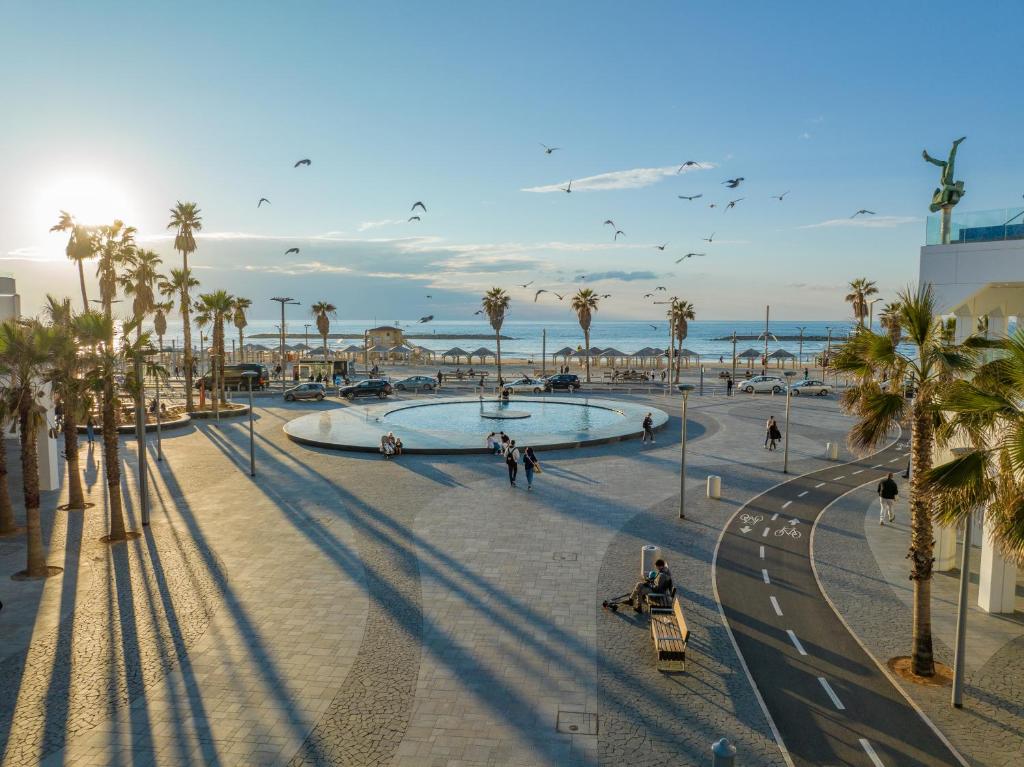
[505,440,520,487]
[803,367,809,380]
[85,414,96,445]
[765,416,777,449]
[641,412,654,443]
[726,376,733,397]
[437,369,443,386]
[523,447,540,490]
[767,419,782,451]
[877,472,898,524]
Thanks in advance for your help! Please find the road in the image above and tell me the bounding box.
[715,438,966,767]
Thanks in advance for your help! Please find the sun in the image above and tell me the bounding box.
[36,172,136,230]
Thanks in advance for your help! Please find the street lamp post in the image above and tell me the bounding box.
[242,371,257,477]
[868,298,883,330]
[796,326,806,369]
[134,350,150,526]
[271,297,300,391]
[824,326,833,374]
[731,331,737,390]
[782,371,798,473]
[950,447,973,708]
[677,383,695,519]
[155,364,163,462]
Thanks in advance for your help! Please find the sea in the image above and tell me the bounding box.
[157,319,868,360]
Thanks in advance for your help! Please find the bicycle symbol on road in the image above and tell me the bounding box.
[775,527,802,539]
[740,514,764,526]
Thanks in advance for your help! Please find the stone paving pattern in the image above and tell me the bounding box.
[814,488,1024,767]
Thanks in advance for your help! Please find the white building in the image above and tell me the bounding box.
[920,206,1024,613]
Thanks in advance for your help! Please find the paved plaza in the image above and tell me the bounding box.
[0,390,1021,766]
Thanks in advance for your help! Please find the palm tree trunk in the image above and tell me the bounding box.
[0,431,16,534]
[322,333,329,380]
[238,327,245,363]
[909,394,936,676]
[62,405,86,509]
[495,333,503,387]
[668,324,675,384]
[77,261,89,312]
[102,380,127,541]
[211,323,220,417]
[182,295,194,412]
[19,405,46,576]
[584,329,591,382]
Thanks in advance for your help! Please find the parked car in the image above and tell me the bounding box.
[789,379,832,396]
[338,378,393,400]
[284,382,327,402]
[543,373,582,392]
[194,363,271,391]
[504,377,546,394]
[394,376,436,391]
[736,375,787,394]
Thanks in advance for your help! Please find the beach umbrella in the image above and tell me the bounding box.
[678,348,698,358]
[768,348,797,368]
[470,347,496,364]
[552,346,576,360]
[738,347,761,360]
[442,346,471,363]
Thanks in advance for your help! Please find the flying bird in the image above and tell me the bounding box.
[603,219,616,228]
[553,292,565,301]
[294,159,311,167]
[425,295,432,299]
[473,309,484,315]
[643,293,654,298]
[677,161,702,173]
[540,143,560,154]
[614,229,625,241]
[676,252,706,263]
[678,194,703,201]
[408,215,421,222]
[655,243,668,251]
[285,247,300,255]
[561,180,573,193]
[725,198,744,211]
[851,209,876,217]
[534,289,549,302]
[723,177,745,188]
[411,201,427,212]
[648,324,658,330]
[418,315,433,323]
[702,232,715,242]
[575,275,586,280]
[708,203,718,209]
[654,286,667,291]
[771,191,790,201]
[257,197,271,207]
[519,281,534,288]
[600,294,612,298]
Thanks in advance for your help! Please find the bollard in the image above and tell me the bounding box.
[826,441,839,460]
[711,737,736,766]
[707,475,722,499]
[641,544,661,577]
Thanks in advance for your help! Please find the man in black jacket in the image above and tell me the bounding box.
[626,559,673,613]
[877,472,898,524]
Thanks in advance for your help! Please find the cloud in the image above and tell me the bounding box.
[800,132,812,140]
[799,215,919,230]
[521,161,715,193]
[582,270,660,282]
[242,261,353,276]
[785,282,844,291]
[357,219,406,232]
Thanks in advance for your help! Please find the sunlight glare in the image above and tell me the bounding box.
[36,173,136,230]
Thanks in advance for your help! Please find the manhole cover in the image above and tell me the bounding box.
[556,710,598,736]
[553,552,578,562]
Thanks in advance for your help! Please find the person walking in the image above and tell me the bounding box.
[877,472,899,524]
[641,412,655,443]
[505,440,520,487]
[726,376,733,397]
[523,447,540,490]
[767,418,782,451]
[85,414,96,445]
[803,367,809,380]
[765,416,777,449]
[436,369,443,386]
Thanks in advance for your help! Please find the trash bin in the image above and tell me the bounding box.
[641,545,661,578]
[826,442,839,460]
[707,475,722,499]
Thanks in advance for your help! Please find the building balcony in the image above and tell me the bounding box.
[926,207,1024,245]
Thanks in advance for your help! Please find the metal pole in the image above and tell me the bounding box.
[155,372,163,462]
[783,372,796,473]
[280,301,286,390]
[678,384,694,519]
[542,328,546,376]
[135,353,149,525]
[731,331,737,387]
[245,373,256,477]
[952,515,972,707]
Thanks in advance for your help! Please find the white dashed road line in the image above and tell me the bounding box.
[786,629,807,656]
[762,527,770,538]
[852,469,864,475]
[833,475,845,481]
[770,596,783,616]
[872,464,884,469]
[759,545,765,559]
[859,738,885,766]
[889,458,901,463]
[817,677,845,710]
[781,500,792,509]
[814,481,825,488]
[797,491,808,497]
[762,569,771,584]
[771,512,779,521]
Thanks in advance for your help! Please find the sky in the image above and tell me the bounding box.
[2,0,1023,322]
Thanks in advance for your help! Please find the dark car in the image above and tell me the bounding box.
[284,382,327,402]
[543,373,581,392]
[194,363,270,391]
[338,378,393,400]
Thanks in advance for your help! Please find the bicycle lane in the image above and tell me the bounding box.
[714,439,967,767]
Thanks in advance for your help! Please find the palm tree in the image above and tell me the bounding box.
[0,319,59,577]
[232,297,252,363]
[198,290,234,413]
[923,331,1024,565]
[43,296,92,511]
[152,300,174,366]
[878,301,903,348]
[167,202,203,411]
[311,301,337,376]
[0,373,17,536]
[50,211,96,311]
[481,288,511,385]
[94,220,136,319]
[845,278,879,326]
[670,300,696,383]
[78,312,136,542]
[571,289,600,383]
[832,285,978,677]
[121,248,163,340]
[160,268,199,382]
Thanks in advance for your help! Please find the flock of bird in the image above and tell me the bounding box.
[259,149,880,323]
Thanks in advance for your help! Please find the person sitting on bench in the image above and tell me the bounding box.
[626,559,673,613]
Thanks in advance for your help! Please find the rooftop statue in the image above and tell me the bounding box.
[923,136,966,243]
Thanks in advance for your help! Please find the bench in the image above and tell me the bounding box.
[649,597,689,670]
[645,586,676,613]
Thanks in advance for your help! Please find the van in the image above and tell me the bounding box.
[194,363,270,391]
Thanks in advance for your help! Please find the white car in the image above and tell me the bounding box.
[789,379,832,396]
[503,377,546,394]
[736,375,787,394]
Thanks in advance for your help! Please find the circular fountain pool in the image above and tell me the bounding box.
[283,396,669,453]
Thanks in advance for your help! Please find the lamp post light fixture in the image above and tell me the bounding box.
[782,370,798,473]
[677,383,696,519]
[795,326,807,367]
[868,298,883,330]
[242,371,257,477]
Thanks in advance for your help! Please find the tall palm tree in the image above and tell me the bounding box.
[845,277,879,327]
[160,268,199,382]
[198,290,234,413]
[923,330,1024,565]
[311,301,337,376]
[167,202,203,411]
[43,296,91,511]
[121,248,163,340]
[0,319,58,577]
[571,289,600,383]
[50,211,96,311]
[78,312,136,542]
[670,300,696,383]
[481,288,510,386]
[94,220,136,320]
[152,300,174,366]
[232,297,252,363]
[832,285,978,677]
[878,301,903,348]
[0,371,17,536]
